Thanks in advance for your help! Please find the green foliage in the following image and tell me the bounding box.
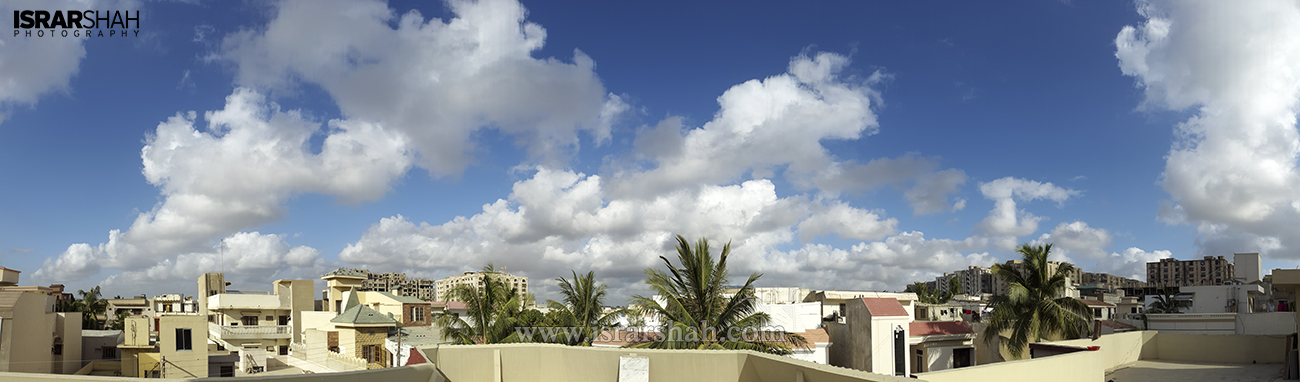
[982,244,1092,358]
[546,270,624,346]
[433,263,534,344]
[1147,287,1187,314]
[78,286,107,330]
[908,277,962,304]
[629,235,807,355]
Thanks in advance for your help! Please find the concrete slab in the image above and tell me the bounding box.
[1105,360,1283,382]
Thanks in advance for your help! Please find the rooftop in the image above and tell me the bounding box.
[909,321,974,337]
[861,297,909,317]
[331,302,398,326]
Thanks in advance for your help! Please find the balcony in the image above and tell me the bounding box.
[209,323,291,340]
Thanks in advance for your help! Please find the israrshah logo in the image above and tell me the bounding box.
[13,10,140,38]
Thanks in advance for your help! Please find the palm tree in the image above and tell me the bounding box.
[546,271,623,346]
[78,286,108,330]
[1146,287,1186,314]
[629,235,807,354]
[983,243,1092,358]
[433,263,532,344]
[908,277,962,304]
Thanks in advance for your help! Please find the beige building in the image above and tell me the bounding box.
[804,291,918,323]
[434,270,528,302]
[1146,256,1234,287]
[329,290,398,369]
[200,274,314,371]
[0,267,83,374]
[157,315,208,378]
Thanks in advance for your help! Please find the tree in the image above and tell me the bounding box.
[1146,287,1187,314]
[546,271,623,346]
[433,263,532,344]
[629,235,807,354]
[983,244,1092,358]
[78,286,108,330]
[908,277,962,304]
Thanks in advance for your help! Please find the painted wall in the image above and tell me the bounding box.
[0,363,443,382]
[429,343,916,382]
[0,292,54,373]
[159,315,208,378]
[920,348,1103,382]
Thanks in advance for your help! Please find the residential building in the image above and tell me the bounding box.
[1079,298,1116,320]
[1146,256,1234,287]
[908,321,977,373]
[804,291,918,323]
[828,297,913,376]
[935,267,994,295]
[992,260,1082,296]
[317,268,438,302]
[80,330,122,367]
[329,290,398,369]
[0,267,83,374]
[202,274,314,371]
[105,297,152,326]
[157,315,208,378]
[1081,272,1145,290]
[435,270,529,302]
[913,303,962,322]
[152,294,196,315]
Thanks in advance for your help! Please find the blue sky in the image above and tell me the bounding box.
[2,0,1296,301]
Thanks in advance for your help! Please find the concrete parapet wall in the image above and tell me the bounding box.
[427,343,914,382]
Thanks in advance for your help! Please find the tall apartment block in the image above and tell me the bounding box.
[321,268,437,301]
[1146,256,1235,287]
[434,270,528,302]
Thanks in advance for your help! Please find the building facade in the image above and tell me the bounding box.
[320,268,436,302]
[434,271,529,302]
[1081,272,1146,290]
[1146,256,1234,287]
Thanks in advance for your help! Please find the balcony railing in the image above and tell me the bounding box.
[209,323,291,340]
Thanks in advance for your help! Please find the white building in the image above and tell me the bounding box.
[434,270,528,302]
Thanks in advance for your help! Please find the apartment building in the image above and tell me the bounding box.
[0,267,84,374]
[1146,256,1234,287]
[933,266,994,295]
[434,270,529,302]
[992,260,1083,296]
[200,274,313,371]
[319,268,437,302]
[1081,272,1146,290]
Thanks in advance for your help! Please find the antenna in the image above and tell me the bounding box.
[220,238,225,274]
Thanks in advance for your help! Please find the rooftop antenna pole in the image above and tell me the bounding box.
[220,238,225,274]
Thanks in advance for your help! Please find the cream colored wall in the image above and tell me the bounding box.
[1,292,54,373]
[429,343,915,382]
[301,311,337,332]
[869,316,909,376]
[1153,333,1285,364]
[55,312,83,374]
[159,315,208,379]
[0,363,444,382]
[338,328,356,356]
[920,347,1103,382]
[1051,330,1156,371]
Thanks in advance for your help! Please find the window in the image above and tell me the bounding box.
[362,344,383,363]
[241,316,258,326]
[175,328,193,351]
[53,344,63,355]
[265,315,273,321]
[102,346,116,359]
[1093,308,1102,318]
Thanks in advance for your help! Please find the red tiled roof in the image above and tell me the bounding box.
[909,321,975,337]
[404,348,428,366]
[861,297,909,317]
[1099,320,1137,330]
[1077,298,1115,307]
[442,301,468,310]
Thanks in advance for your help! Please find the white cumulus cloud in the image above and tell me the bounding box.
[1117,0,1300,258]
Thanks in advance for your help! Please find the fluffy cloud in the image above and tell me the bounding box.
[1030,221,1112,263]
[34,88,410,282]
[0,0,102,124]
[1098,247,1172,281]
[217,0,622,175]
[611,52,965,214]
[338,167,986,301]
[100,231,329,294]
[1117,0,1300,258]
[976,177,1080,248]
